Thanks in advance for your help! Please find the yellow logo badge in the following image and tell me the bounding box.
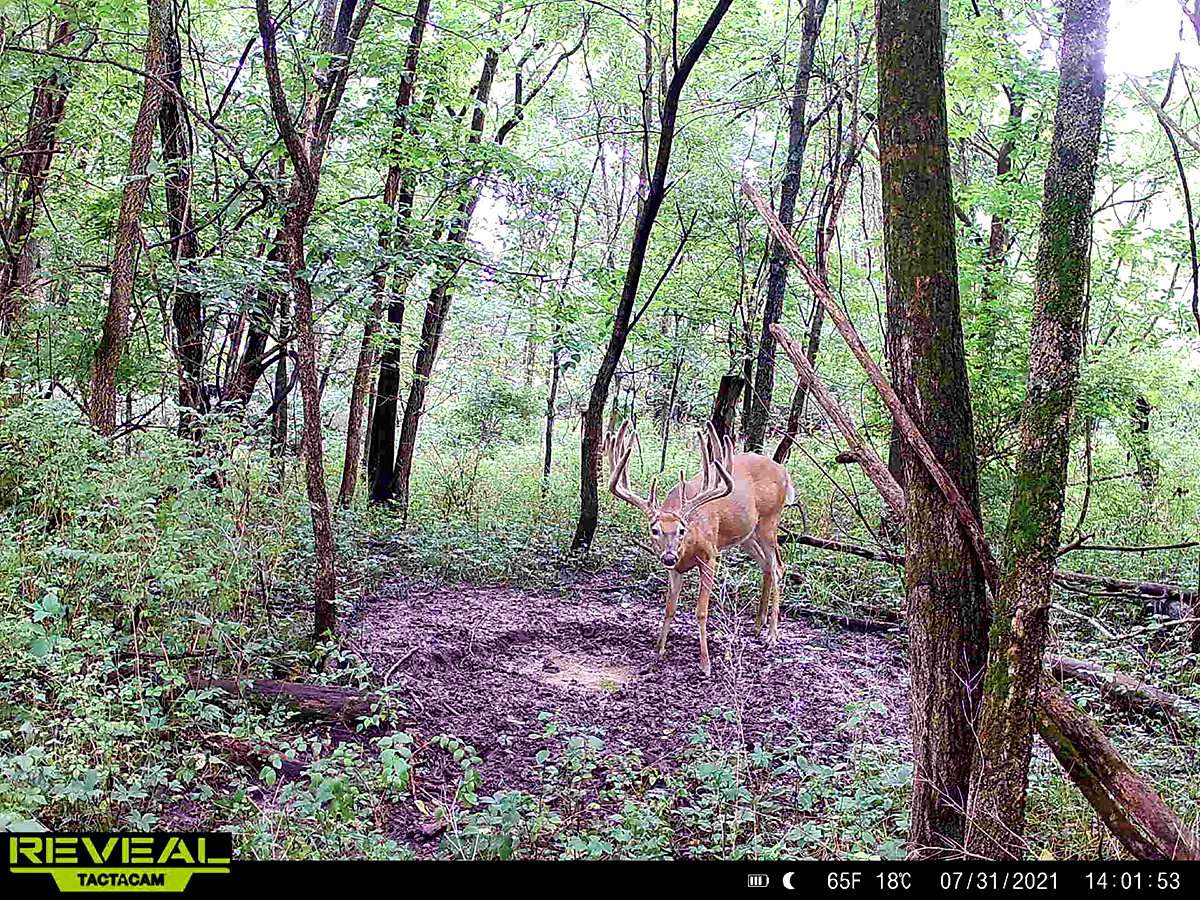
[8,833,231,893]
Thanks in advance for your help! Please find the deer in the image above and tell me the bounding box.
[605,421,795,676]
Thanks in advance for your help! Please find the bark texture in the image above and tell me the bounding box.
[0,20,76,337]
[744,0,829,452]
[875,0,990,855]
[966,0,1111,858]
[88,0,170,434]
[1037,680,1200,860]
[158,3,206,437]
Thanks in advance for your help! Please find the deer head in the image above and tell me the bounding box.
[607,421,734,568]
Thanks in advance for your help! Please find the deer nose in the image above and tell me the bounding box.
[661,552,678,568]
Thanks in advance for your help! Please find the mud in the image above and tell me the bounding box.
[348,564,910,839]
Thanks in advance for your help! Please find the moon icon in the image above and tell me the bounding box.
[783,871,796,890]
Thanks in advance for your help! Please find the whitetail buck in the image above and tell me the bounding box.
[606,422,794,675]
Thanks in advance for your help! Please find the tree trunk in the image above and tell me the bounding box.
[158,3,206,438]
[270,295,290,463]
[876,0,990,855]
[340,0,430,507]
[0,19,76,338]
[88,0,170,435]
[542,323,562,493]
[966,0,1111,859]
[254,0,375,641]
[744,0,829,452]
[391,46,500,519]
[572,0,735,550]
[710,373,744,444]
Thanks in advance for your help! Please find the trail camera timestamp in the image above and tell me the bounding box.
[1085,872,1183,892]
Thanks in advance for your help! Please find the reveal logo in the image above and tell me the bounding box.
[8,833,231,893]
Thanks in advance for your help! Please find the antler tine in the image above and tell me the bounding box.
[680,425,735,520]
[607,421,656,517]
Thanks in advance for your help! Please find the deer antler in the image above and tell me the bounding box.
[607,421,658,517]
[679,424,734,520]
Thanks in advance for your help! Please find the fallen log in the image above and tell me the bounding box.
[1037,680,1200,860]
[780,531,904,565]
[1054,571,1193,614]
[1047,657,1200,726]
[186,674,375,719]
[790,604,903,635]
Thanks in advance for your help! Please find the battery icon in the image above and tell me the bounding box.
[747,874,770,888]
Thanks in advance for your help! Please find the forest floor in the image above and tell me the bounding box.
[345,565,911,850]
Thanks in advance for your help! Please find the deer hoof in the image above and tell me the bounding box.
[699,661,712,677]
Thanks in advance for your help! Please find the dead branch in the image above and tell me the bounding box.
[187,674,375,719]
[1037,680,1200,860]
[746,180,1002,596]
[1047,656,1200,726]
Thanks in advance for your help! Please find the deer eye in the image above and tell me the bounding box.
[651,524,661,536]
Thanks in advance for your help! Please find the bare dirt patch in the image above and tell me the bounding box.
[348,566,909,807]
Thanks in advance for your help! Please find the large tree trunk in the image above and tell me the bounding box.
[390,47,500,519]
[571,0,735,550]
[158,2,206,438]
[0,19,76,338]
[340,0,430,507]
[743,0,829,452]
[88,0,170,435]
[966,0,1111,859]
[876,0,990,855]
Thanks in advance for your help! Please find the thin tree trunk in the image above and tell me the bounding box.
[572,0,734,550]
[340,0,430,506]
[0,19,76,337]
[255,0,375,641]
[875,0,990,855]
[775,98,864,464]
[660,351,682,470]
[270,295,290,461]
[710,373,744,444]
[158,1,206,438]
[966,0,1111,859]
[744,0,829,452]
[89,0,170,435]
[542,322,562,493]
[391,46,500,519]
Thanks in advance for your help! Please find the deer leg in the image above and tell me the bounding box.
[757,522,783,646]
[657,570,682,657]
[697,556,715,676]
[743,538,771,634]
[768,544,783,644]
